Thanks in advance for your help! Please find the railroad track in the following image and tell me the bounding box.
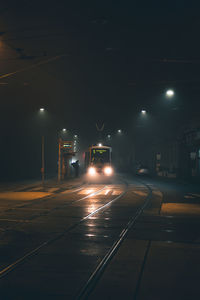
[0,182,86,215]
[0,185,116,232]
[0,180,128,279]
[76,180,152,299]
[0,178,152,299]
[0,176,128,225]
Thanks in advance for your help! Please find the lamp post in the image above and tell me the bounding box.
[58,138,61,182]
[41,135,45,185]
[58,128,68,182]
[39,108,45,185]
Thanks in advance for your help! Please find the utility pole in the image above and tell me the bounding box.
[41,135,45,185]
[58,138,61,182]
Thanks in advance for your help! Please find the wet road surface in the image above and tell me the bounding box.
[0,175,199,299]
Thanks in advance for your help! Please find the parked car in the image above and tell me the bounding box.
[136,166,150,176]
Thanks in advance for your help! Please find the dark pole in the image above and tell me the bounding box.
[41,135,45,185]
[58,138,61,182]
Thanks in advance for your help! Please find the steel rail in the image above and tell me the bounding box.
[75,182,152,300]
[0,182,128,279]
[30,185,110,219]
[0,185,109,240]
[0,183,91,216]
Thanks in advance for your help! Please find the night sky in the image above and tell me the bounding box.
[1,1,200,180]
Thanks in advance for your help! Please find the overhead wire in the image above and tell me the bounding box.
[0,54,68,80]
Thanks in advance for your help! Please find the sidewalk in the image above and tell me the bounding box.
[155,173,200,186]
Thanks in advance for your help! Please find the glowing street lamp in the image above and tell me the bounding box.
[117,129,122,134]
[62,128,67,132]
[39,107,45,112]
[166,89,174,98]
[141,110,147,115]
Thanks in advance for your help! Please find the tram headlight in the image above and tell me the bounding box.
[88,167,96,176]
[104,166,113,176]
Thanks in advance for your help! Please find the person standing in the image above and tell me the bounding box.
[71,160,80,177]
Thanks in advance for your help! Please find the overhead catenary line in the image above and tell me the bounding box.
[151,58,200,64]
[128,77,200,86]
[0,54,67,80]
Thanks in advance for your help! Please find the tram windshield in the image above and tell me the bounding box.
[91,148,110,164]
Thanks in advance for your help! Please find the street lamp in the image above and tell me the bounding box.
[117,129,122,134]
[141,110,147,115]
[166,89,174,98]
[58,128,68,182]
[38,108,46,185]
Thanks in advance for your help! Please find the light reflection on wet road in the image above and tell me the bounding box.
[0,177,199,299]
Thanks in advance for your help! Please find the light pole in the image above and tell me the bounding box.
[58,137,61,182]
[58,128,68,182]
[39,108,45,185]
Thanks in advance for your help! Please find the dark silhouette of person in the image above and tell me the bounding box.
[71,160,80,177]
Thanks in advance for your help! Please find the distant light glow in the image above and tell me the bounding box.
[107,135,111,139]
[117,129,122,134]
[166,89,174,97]
[40,108,45,112]
[98,143,102,146]
[85,234,96,237]
[62,128,67,132]
[74,135,78,138]
[141,110,146,114]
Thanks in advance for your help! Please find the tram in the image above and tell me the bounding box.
[85,144,113,178]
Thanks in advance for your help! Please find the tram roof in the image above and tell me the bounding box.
[89,145,111,150]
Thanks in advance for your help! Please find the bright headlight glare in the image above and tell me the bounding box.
[88,167,96,176]
[104,166,113,176]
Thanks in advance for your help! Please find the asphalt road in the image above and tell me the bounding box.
[0,175,199,299]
